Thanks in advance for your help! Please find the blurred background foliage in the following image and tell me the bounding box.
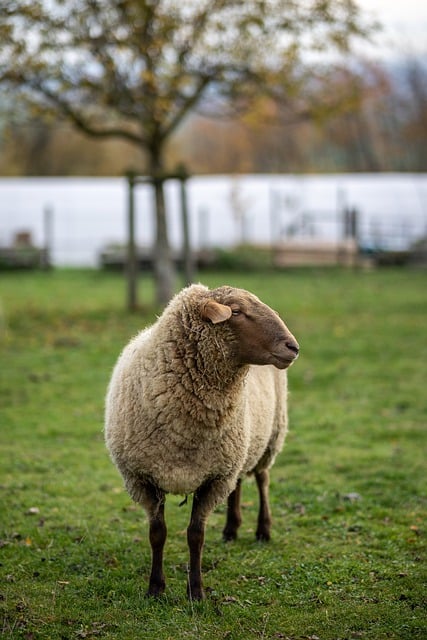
[3,1,425,177]
[1,55,426,176]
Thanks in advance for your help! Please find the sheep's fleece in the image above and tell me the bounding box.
[105,283,296,508]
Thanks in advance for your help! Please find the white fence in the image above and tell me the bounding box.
[0,174,426,266]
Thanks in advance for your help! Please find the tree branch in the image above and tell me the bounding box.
[162,73,213,140]
[19,75,146,146]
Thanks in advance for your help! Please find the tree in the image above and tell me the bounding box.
[399,58,427,170]
[0,0,373,304]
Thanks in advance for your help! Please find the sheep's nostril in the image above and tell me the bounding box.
[286,340,299,356]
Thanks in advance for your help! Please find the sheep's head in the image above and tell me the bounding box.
[201,286,299,370]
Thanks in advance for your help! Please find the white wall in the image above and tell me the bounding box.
[1,174,426,266]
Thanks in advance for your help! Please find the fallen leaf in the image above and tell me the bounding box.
[222,595,238,604]
[343,493,361,502]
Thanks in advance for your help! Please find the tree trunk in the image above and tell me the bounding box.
[149,145,176,306]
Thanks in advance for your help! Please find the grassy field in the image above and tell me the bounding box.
[0,267,426,640]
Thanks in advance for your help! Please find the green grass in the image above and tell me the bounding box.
[0,267,426,640]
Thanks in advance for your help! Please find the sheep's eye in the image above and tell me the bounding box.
[231,308,241,316]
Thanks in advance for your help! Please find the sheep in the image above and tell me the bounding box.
[105,284,299,600]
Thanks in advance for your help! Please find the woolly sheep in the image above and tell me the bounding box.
[105,284,299,600]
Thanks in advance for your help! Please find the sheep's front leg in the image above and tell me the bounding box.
[122,473,167,596]
[187,478,229,600]
[255,469,272,541]
[143,483,167,597]
[223,479,242,541]
[148,501,167,596]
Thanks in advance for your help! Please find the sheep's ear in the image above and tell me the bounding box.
[201,300,232,324]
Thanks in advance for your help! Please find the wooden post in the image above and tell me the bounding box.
[349,207,359,242]
[178,167,195,286]
[124,168,193,309]
[269,188,280,267]
[42,204,53,269]
[126,172,138,311]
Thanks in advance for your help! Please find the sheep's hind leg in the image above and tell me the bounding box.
[255,469,272,542]
[223,479,242,541]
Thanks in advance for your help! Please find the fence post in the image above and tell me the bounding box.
[178,166,195,286]
[126,172,138,311]
[42,204,53,269]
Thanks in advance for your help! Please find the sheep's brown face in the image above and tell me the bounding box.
[201,288,299,370]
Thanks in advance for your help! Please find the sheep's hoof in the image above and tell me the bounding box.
[256,529,271,542]
[222,528,238,542]
[187,583,206,601]
[146,581,166,598]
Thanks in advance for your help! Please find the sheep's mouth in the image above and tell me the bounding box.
[270,352,298,369]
